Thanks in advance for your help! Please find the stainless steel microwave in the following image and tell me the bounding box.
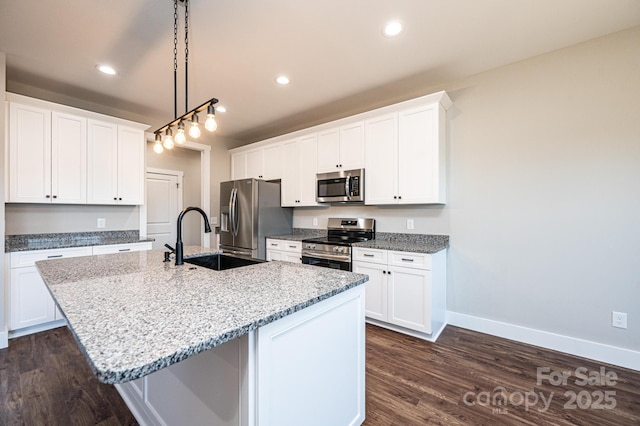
[316,169,364,203]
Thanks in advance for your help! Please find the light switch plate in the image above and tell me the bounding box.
[313,218,319,226]
[210,216,218,225]
[407,218,414,230]
[97,218,106,229]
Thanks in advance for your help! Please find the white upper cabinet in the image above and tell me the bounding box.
[7,94,147,206]
[229,91,450,207]
[316,121,364,173]
[117,126,145,205]
[52,112,87,204]
[281,134,320,207]
[87,120,144,205]
[364,113,398,205]
[87,120,118,204]
[365,94,450,205]
[8,103,87,204]
[231,144,283,181]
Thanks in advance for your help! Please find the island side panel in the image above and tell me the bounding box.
[256,285,366,426]
[116,336,243,426]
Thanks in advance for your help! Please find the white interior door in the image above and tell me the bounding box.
[146,171,182,250]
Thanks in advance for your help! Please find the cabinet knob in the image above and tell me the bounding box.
[339,164,342,167]
[393,196,397,199]
[398,196,402,199]
[336,164,339,168]
[46,195,51,198]
[382,270,386,274]
[52,195,57,199]
[114,197,117,201]
[388,271,391,275]
[119,197,122,201]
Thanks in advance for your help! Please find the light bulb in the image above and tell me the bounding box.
[175,122,186,144]
[205,115,217,132]
[153,141,164,154]
[189,115,201,138]
[163,128,174,149]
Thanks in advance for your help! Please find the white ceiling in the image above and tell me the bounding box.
[1,0,639,146]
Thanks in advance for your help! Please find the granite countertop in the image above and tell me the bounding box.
[35,247,368,385]
[266,228,326,242]
[5,230,154,252]
[354,233,449,254]
[268,229,449,254]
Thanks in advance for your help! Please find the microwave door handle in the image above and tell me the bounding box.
[345,176,351,200]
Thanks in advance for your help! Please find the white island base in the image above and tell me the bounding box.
[115,286,366,426]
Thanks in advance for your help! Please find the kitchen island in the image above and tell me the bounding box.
[35,247,368,426]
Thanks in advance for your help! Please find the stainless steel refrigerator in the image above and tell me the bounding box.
[220,179,293,259]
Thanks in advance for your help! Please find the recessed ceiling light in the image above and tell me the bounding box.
[97,64,117,75]
[383,21,403,37]
[276,75,290,85]
[216,105,227,113]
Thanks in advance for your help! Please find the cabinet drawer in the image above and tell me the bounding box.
[352,248,387,264]
[388,251,431,270]
[10,246,93,268]
[93,242,152,255]
[266,239,301,253]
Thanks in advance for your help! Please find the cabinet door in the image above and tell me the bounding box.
[338,121,364,171]
[231,152,247,180]
[364,113,398,205]
[387,266,431,333]
[246,149,264,179]
[9,102,52,203]
[87,119,118,204]
[316,128,340,173]
[281,139,300,206]
[283,252,302,263]
[353,261,387,321]
[267,249,286,261]
[298,134,320,206]
[10,267,56,330]
[262,144,283,180]
[51,111,87,204]
[398,104,439,204]
[117,126,145,205]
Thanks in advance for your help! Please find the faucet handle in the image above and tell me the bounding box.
[163,251,172,262]
[164,243,175,253]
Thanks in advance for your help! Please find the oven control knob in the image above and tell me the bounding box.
[333,246,344,253]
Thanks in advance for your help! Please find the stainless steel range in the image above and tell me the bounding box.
[301,218,375,271]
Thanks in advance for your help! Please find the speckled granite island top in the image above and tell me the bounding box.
[35,247,368,385]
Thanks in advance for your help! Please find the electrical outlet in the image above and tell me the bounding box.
[210,216,218,225]
[97,218,106,229]
[407,218,414,230]
[612,311,627,329]
[313,218,319,226]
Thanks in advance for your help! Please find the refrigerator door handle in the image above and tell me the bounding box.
[228,187,235,235]
[233,187,240,237]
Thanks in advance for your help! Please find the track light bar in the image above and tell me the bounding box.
[153,97,219,138]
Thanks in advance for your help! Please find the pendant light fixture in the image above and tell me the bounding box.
[153,0,218,153]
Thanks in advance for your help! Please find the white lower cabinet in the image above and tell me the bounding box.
[266,238,302,263]
[8,242,152,337]
[8,247,93,334]
[353,247,447,341]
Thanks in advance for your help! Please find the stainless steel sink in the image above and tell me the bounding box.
[184,253,263,271]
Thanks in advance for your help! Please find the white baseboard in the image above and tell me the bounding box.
[447,311,640,372]
[0,329,8,349]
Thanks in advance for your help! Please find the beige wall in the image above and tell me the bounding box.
[146,141,202,246]
[294,27,640,351]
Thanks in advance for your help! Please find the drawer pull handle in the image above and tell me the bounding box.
[271,243,278,246]
[401,258,414,262]
[288,245,297,248]
[47,255,63,258]
[118,249,131,252]
[363,254,374,257]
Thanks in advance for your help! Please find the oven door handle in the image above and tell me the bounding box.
[302,251,351,262]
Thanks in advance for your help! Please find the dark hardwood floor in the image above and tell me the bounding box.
[1,324,638,425]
